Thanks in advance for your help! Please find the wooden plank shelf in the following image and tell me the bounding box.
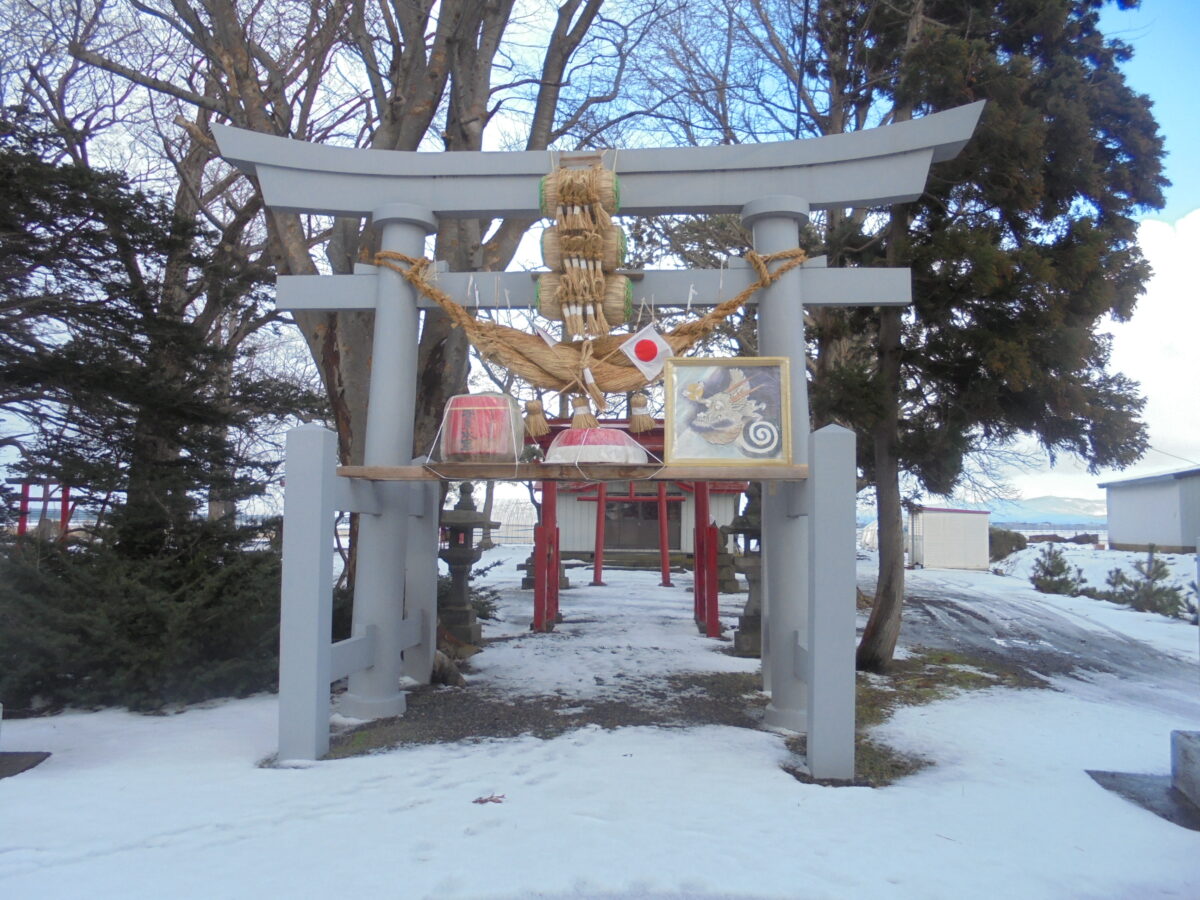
[337,463,809,483]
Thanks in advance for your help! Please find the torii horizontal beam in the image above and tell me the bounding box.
[211,102,983,219]
[275,256,911,314]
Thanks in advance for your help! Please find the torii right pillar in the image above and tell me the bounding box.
[746,197,857,781]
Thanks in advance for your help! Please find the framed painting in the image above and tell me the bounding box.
[664,357,792,466]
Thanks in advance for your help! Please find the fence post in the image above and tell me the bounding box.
[278,426,338,761]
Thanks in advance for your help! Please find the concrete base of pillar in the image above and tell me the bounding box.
[339,691,406,720]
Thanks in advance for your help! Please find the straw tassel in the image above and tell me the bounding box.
[570,396,599,429]
[524,400,550,438]
[629,392,654,434]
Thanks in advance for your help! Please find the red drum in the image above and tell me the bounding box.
[545,427,649,464]
[439,393,523,462]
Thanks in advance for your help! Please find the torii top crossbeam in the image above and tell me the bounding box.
[213,102,982,220]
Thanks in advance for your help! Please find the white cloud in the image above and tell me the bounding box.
[1008,209,1200,499]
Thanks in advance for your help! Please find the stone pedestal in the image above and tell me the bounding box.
[717,550,742,593]
[732,554,764,657]
[520,554,570,591]
[439,605,482,645]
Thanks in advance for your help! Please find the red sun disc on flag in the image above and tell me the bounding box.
[634,339,659,362]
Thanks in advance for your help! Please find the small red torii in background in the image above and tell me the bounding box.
[10,480,74,537]
[527,420,729,638]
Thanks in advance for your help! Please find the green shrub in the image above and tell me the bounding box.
[1029,543,1086,596]
[0,522,283,714]
[1097,546,1186,618]
[989,526,1028,561]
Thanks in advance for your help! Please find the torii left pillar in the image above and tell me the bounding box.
[340,203,437,719]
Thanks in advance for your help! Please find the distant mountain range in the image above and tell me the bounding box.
[857,495,1107,527]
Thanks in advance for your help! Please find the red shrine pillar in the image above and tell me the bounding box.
[547,481,561,623]
[657,482,673,587]
[591,483,607,586]
[60,485,72,533]
[17,483,30,536]
[533,481,561,632]
[693,482,710,627]
[704,521,720,637]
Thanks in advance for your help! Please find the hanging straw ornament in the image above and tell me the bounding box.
[524,399,550,438]
[628,391,655,434]
[570,396,599,429]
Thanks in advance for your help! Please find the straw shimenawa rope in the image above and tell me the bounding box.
[374,248,807,397]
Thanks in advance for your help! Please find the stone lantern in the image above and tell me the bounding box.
[438,482,500,645]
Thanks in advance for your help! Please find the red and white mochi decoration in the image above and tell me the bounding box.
[439,392,524,462]
[545,427,649,465]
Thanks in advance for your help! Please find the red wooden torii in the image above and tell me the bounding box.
[528,421,739,637]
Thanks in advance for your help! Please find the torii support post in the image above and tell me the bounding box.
[658,482,673,587]
[591,482,607,586]
[746,197,812,735]
[340,204,436,721]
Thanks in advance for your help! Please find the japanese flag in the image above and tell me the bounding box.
[620,324,673,380]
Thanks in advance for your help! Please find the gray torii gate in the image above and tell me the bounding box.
[214,101,982,776]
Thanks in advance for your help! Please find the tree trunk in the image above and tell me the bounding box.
[856,203,908,672]
[855,317,905,671]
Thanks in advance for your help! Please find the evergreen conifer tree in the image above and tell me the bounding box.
[0,108,322,552]
[629,1,1165,670]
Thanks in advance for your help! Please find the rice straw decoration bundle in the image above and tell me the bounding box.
[524,400,550,438]
[537,160,627,340]
[570,396,599,429]
[628,391,655,434]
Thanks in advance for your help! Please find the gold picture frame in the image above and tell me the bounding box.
[664,357,792,466]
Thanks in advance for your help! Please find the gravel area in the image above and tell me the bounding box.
[328,667,766,758]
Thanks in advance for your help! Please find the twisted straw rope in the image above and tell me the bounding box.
[374,248,807,397]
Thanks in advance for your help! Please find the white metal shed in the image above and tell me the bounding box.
[908,506,990,570]
[1098,466,1200,553]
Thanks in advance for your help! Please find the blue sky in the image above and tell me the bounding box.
[1100,0,1200,220]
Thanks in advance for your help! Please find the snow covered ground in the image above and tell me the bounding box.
[2,544,1198,899]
